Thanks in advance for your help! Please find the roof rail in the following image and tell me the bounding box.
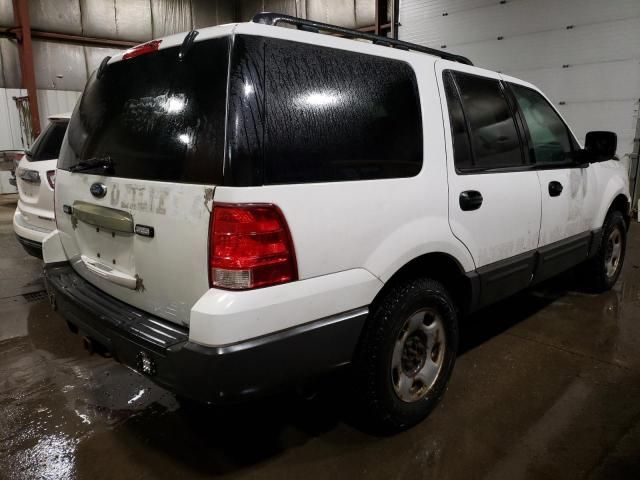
[252,12,473,66]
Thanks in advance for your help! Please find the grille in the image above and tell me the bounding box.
[22,290,48,303]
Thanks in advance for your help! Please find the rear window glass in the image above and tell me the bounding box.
[261,38,422,184]
[443,72,473,171]
[59,37,229,183]
[28,121,68,161]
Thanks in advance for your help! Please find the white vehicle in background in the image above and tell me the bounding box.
[13,114,70,257]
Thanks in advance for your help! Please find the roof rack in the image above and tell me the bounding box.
[252,12,473,66]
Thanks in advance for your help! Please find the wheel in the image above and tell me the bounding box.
[353,278,458,433]
[581,210,627,292]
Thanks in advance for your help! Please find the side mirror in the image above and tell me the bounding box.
[584,131,617,163]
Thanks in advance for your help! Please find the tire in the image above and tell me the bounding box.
[353,278,458,433]
[580,210,627,293]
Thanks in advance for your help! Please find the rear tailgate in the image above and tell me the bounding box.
[55,34,230,326]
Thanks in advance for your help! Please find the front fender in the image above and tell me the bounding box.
[592,163,631,230]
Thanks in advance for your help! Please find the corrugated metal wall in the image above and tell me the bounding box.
[0,0,385,150]
[0,0,236,91]
[399,0,640,163]
[0,0,235,149]
[236,0,383,28]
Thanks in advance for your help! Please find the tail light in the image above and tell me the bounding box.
[209,204,297,290]
[123,39,162,60]
[13,152,24,170]
[46,170,56,189]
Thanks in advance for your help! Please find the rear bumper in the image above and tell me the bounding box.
[13,206,53,244]
[44,262,368,403]
[15,234,43,258]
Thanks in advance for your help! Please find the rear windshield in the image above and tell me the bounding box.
[28,121,68,161]
[59,36,229,183]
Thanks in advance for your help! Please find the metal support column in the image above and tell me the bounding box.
[374,0,389,36]
[12,0,41,138]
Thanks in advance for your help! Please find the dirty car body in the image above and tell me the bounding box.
[43,15,630,429]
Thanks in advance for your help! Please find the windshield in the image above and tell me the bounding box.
[59,36,229,184]
[28,120,68,161]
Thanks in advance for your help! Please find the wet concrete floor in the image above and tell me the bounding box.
[1,192,639,479]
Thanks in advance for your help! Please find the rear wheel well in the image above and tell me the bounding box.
[373,253,472,317]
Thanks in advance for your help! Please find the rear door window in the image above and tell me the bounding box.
[59,37,229,184]
[443,72,473,171]
[261,38,423,184]
[451,71,524,171]
[28,121,68,161]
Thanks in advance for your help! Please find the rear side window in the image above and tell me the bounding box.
[443,72,473,170]
[28,121,68,161]
[451,71,524,171]
[60,37,229,183]
[262,38,422,184]
[510,84,573,164]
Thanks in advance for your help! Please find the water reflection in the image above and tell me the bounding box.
[162,94,186,114]
[12,434,77,480]
[296,90,342,108]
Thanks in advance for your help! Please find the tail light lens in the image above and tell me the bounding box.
[209,204,297,290]
[46,170,56,189]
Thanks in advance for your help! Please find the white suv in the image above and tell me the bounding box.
[13,114,70,257]
[42,14,630,432]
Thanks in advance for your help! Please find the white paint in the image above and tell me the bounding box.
[190,269,381,346]
[54,169,213,326]
[42,229,68,264]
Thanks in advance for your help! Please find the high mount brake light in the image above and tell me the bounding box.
[123,39,162,60]
[209,204,298,290]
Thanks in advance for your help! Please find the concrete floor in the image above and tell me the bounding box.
[1,192,639,480]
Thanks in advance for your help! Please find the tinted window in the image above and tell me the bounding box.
[453,72,523,170]
[59,37,229,183]
[261,38,422,184]
[28,120,68,161]
[511,84,572,164]
[443,72,473,170]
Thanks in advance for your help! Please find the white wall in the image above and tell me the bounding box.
[0,88,80,150]
[399,0,640,161]
[0,87,26,150]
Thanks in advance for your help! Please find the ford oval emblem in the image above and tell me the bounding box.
[90,182,107,198]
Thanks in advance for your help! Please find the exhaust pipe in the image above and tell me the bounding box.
[82,336,112,358]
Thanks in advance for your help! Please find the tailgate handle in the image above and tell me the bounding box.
[80,255,138,290]
[72,201,133,233]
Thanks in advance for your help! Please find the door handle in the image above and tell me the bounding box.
[459,190,483,211]
[548,181,563,197]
